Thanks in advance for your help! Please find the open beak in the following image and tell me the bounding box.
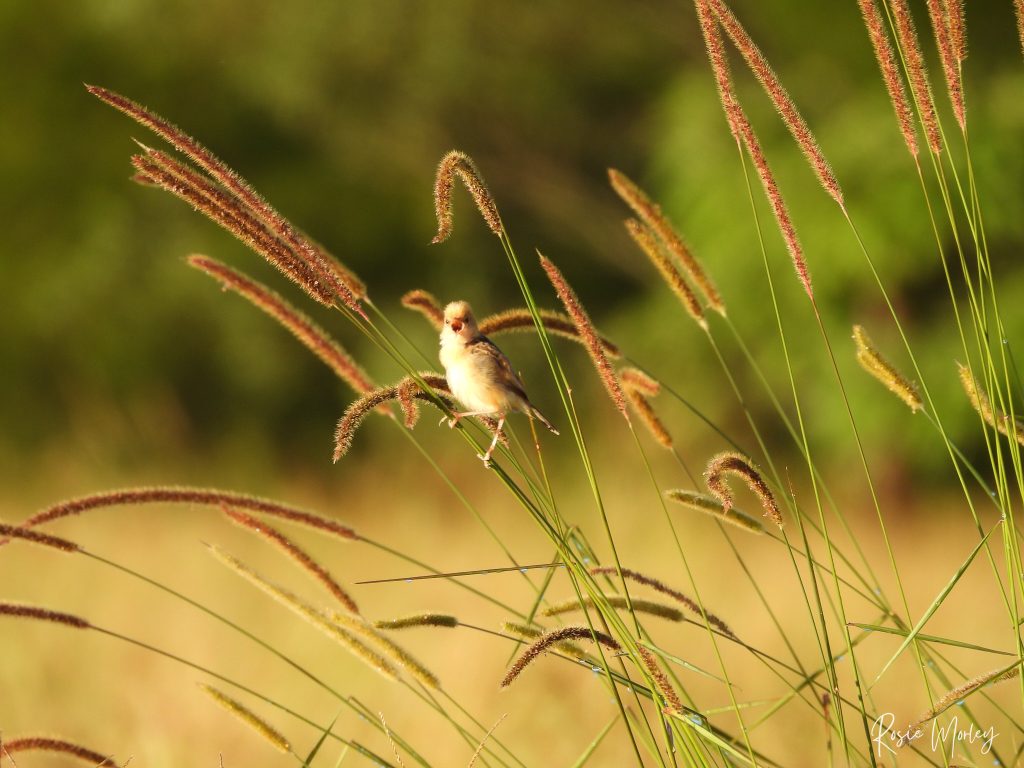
[450,320,463,333]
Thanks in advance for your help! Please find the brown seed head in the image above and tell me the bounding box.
[0,602,91,630]
[374,614,459,630]
[479,308,621,358]
[3,737,114,766]
[431,150,502,243]
[199,684,291,753]
[189,255,374,394]
[925,0,965,130]
[539,254,629,421]
[401,289,445,330]
[704,451,782,528]
[0,523,79,553]
[636,645,683,713]
[888,0,942,154]
[623,218,707,329]
[501,626,621,688]
[543,595,684,622]
[857,0,920,157]
[665,488,765,534]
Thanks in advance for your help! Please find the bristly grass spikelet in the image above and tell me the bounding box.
[1016,0,1024,57]
[326,608,440,689]
[622,218,707,329]
[543,596,684,622]
[189,255,374,395]
[88,86,366,317]
[0,602,91,630]
[694,0,813,299]
[479,308,622,358]
[0,523,80,553]
[207,545,402,682]
[2,737,115,766]
[609,169,724,315]
[539,254,629,421]
[401,289,445,330]
[908,663,1021,731]
[589,566,736,636]
[852,325,922,412]
[223,508,360,614]
[635,645,683,713]
[16,487,359,542]
[665,488,765,534]
[501,627,621,688]
[199,683,291,754]
[431,150,502,243]
[944,0,966,62]
[704,0,845,208]
[501,621,588,660]
[374,614,459,630]
[958,363,1024,445]
[857,0,920,156]
[925,0,965,130]
[705,451,783,528]
[889,0,942,153]
[620,366,673,449]
[131,147,335,307]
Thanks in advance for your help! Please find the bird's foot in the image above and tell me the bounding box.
[439,414,461,428]
[477,452,494,467]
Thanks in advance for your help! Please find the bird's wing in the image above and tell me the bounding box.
[467,335,529,401]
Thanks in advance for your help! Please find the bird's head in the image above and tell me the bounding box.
[442,300,478,340]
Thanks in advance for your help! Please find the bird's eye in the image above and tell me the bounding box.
[445,319,450,325]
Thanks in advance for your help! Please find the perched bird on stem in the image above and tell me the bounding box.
[439,300,558,465]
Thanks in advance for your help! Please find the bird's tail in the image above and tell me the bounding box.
[527,404,559,435]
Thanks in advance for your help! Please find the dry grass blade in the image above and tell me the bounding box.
[889,0,942,153]
[501,627,621,687]
[609,169,723,315]
[15,487,358,542]
[665,488,765,535]
[925,0,965,130]
[200,684,291,753]
[88,85,366,316]
[479,308,621,358]
[539,254,629,421]
[622,218,707,329]
[2,737,115,766]
[189,255,374,394]
[704,0,844,207]
[857,0,919,156]
[467,713,507,768]
[431,150,502,243]
[223,507,360,614]
[705,451,783,528]
[852,325,922,412]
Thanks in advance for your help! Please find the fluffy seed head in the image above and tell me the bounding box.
[401,289,445,330]
[958,363,1024,445]
[852,325,922,412]
[543,595,684,622]
[925,0,965,130]
[0,602,91,630]
[199,684,291,753]
[374,614,459,630]
[623,218,707,329]
[2,737,114,766]
[431,150,502,243]
[704,451,782,528]
[889,0,942,154]
[501,627,621,688]
[636,645,683,713]
[480,308,621,358]
[666,488,765,534]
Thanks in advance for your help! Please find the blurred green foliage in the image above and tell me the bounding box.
[3,0,1023,491]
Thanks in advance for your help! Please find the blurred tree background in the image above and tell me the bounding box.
[2,0,1023,502]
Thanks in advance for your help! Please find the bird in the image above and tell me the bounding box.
[439,300,558,464]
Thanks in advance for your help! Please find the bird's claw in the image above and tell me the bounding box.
[439,415,460,428]
[476,452,493,467]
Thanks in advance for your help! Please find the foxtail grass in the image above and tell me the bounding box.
[431,150,502,243]
[0,602,90,630]
[665,489,765,535]
[543,596,684,622]
[621,370,673,449]
[958,363,1024,445]
[925,0,965,129]
[539,254,628,420]
[908,662,1021,731]
[188,254,373,394]
[501,621,589,660]
[622,218,706,329]
[704,452,783,528]
[199,683,292,754]
[889,0,942,153]
[374,614,459,630]
[501,627,621,688]
[223,508,360,614]
[401,289,445,329]
[857,0,919,156]
[15,486,358,542]
[852,324,922,412]
[1,737,114,766]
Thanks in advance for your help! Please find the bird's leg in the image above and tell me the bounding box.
[478,415,506,466]
[441,410,494,429]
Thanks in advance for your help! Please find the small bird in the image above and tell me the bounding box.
[439,300,558,464]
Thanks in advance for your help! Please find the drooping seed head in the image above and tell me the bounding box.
[852,325,922,412]
[704,451,782,528]
[501,626,621,688]
[199,684,291,754]
[431,150,502,243]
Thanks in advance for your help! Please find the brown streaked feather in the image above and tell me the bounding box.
[466,334,529,402]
